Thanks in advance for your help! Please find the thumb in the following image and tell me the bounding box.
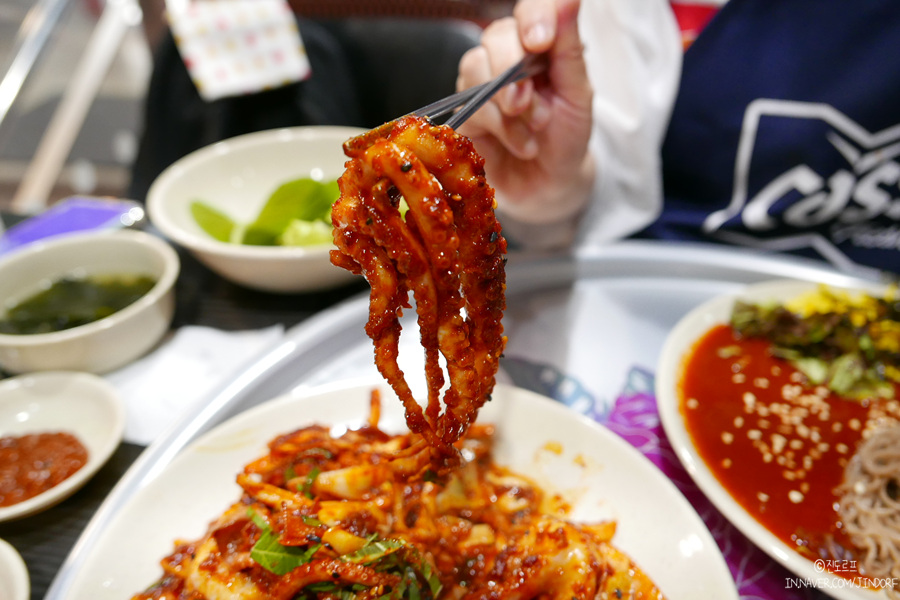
[546,0,591,109]
[516,0,583,54]
[516,0,558,52]
[515,0,587,95]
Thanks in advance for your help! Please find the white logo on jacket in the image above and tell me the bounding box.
[702,99,900,274]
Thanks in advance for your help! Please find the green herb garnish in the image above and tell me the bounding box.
[342,535,404,564]
[247,508,319,575]
[299,466,320,499]
[246,507,441,598]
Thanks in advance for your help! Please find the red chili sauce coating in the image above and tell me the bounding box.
[679,324,900,573]
[0,431,89,507]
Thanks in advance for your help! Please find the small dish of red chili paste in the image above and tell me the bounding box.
[0,371,124,521]
[0,431,89,507]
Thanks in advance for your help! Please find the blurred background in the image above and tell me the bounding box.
[0,0,150,211]
[0,0,514,216]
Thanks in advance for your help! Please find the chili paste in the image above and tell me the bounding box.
[0,431,89,506]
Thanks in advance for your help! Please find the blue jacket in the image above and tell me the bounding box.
[642,0,900,276]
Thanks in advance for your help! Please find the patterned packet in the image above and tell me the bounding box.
[167,0,312,101]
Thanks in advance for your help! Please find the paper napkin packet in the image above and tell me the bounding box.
[167,0,312,101]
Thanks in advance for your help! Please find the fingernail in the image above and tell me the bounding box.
[524,22,551,48]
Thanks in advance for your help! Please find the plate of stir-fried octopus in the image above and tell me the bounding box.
[64,117,736,600]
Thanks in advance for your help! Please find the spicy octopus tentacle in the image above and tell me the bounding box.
[359,140,458,425]
[331,115,507,466]
[388,121,507,441]
[330,157,436,447]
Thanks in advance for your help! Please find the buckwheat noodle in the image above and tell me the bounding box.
[838,425,900,597]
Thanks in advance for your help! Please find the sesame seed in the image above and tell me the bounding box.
[754,377,770,389]
[771,434,787,454]
[686,398,699,410]
[836,443,848,454]
[722,458,732,468]
[788,490,804,503]
[849,419,862,431]
[732,373,746,384]
[782,385,800,401]
[758,492,770,502]
[748,429,762,440]
[734,416,744,428]
[722,432,734,444]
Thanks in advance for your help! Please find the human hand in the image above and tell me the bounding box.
[457,0,594,228]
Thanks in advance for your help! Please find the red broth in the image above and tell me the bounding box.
[679,323,900,573]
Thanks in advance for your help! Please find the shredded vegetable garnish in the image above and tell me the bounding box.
[731,284,900,399]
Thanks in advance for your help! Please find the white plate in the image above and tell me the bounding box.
[63,382,736,599]
[0,371,125,521]
[0,538,29,600]
[656,279,887,600]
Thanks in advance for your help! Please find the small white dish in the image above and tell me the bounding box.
[656,279,887,600]
[147,126,365,293]
[0,229,179,375]
[0,371,125,522]
[0,538,29,600]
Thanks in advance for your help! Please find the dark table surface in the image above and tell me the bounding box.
[0,214,367,600]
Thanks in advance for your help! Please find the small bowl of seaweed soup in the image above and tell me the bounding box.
[0,229,178,374]
[0,273,157,335]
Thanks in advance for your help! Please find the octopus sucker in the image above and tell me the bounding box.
[331,115,507,468]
